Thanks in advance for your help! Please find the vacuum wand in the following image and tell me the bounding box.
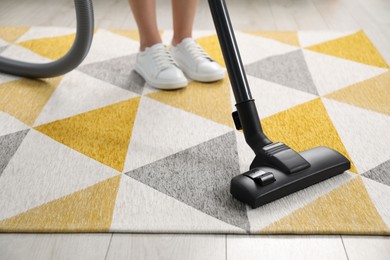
[208,0,272,153]
[208,0,251,103]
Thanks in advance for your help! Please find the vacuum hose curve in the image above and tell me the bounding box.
[0,0,94,78]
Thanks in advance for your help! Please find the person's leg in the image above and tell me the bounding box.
[171,0,199,46]
[128,0,162,51]
[170,0,224,82]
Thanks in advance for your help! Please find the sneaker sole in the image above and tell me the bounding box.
[185,70,226,82]
[135,64,188,90]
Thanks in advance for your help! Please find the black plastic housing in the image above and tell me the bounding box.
[231,146,350,208]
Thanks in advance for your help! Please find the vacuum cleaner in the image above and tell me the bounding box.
[0,0,350,208]
[208,0,350,208]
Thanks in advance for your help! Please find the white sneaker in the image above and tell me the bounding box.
[135,43,188,90]
[170,38,225,82]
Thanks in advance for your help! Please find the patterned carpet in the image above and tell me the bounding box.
[0,26,389,234]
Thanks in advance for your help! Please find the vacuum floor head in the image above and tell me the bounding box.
[230,146,350,208]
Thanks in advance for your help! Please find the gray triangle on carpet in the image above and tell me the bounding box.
[362,160,390,186]
[0,129,29,176]
[125,131,250,230]
[245,49,319,95]
[78,54,145,95]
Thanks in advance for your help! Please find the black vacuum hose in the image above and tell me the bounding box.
[0,0,94,78]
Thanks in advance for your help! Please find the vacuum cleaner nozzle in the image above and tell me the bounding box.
[231,146,350,208]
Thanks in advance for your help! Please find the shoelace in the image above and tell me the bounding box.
[185,42,213,62]
[151,47,176,71]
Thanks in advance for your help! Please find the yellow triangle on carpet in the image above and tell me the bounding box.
[147,77,234,128]
[0,175,121,232]
[326,71,390,116]
[34,97,140,172]
[110,29,164,42]
[262,98,357,173]
[306,30,389,68]
[245,31,300,46]
[0,77,63,125]
[18,33,76,60]
[0,26,30,43]
[261,177,389,234]
[196,35,225,67]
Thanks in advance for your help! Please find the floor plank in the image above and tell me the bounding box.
[342,236,390,260]
[0,233,112,260]
[227,235,348,260]
[106,233,226,260]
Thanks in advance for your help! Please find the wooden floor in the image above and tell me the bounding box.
[0,0,390,259]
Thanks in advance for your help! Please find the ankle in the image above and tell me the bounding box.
[172,35,192,46]
[140,40,163,51]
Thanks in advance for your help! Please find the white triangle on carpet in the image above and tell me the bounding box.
[303,49,387,95]
[33,71,139,126]
[362,176,390,229]
[123,96,232,172]
[234,130,255,173]
[110,175,245,233]
[0,129,119,221]
[16,26,76,43]
[233,75,318,119]
[234,31,299,66]
[323,98,390,173]
[80,29,140,66]
[0,112,30,137]
[298,30,358,47]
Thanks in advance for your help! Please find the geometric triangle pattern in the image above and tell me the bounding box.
[78,54,146,95]
[306,31,389,69]
[303,49,387,96]
[362,160,390,186]
[34,97,140,172]
[326,71,390,116]
[0,77,63,125]
[245,50,318,95]
[0,175,121,232]
[298,30,357,48]
[261,98,357,173]
[0,25,30,43]
[123,97,232,172]
[245,31,300,47]
[125,132,250,230]
[18,33,76,60]
[261,177,389,234]
[0,129,29,176]
[0,129,119,221]
[33,71,139,126]
[0,26,389,234]
[112,169,245,233]
[147,76,234,128]
[0,111,29,137]
[322,98,390,174]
